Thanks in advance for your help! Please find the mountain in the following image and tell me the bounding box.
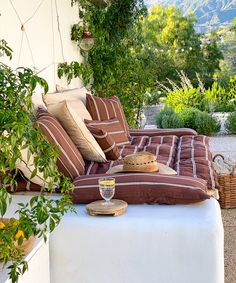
[145,0,236,33]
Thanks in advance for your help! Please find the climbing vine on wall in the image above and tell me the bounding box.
[58,0,149,127]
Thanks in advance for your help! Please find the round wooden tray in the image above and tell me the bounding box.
[86,199,128,217]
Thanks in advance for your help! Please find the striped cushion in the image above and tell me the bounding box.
[36,111,85,179]
[84,135,179,176]
[175,135,220,189]
[86,125,120,160]
[71,173,209,204]
[84,118,130,146]
[86,94,130,138]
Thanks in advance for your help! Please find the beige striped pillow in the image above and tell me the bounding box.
[47,100,106,162]
[86,94,130,138]
[36,111,85,179]
[86,125,120,160]
[85,118,130,146]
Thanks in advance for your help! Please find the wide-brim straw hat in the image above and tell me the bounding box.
[107,152,177,175]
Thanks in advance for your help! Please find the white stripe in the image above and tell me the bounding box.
[129,136,134,144]
[103,142,116,153]
[166,136,175,166]
[176,136,182,174]
[91,95,101,120]
[92,132,108,139]
[109,130,125,135]
[110,98,128,135]
[88,120,118,126]
[116,141,130,146]
[74,173,206,186]
[98,96,109,118]
[203,136,215,188]
[75,182,205,191]
[86,162,94,176]
[138,136,145,147]
[144,136,152,151]
[191,136,197,178]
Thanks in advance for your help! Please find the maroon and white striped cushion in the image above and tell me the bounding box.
[84,135,179,176]
[85,118,130,146]
[36,111,85,179]
[175,135,220,189]
[86,94,130,138]
[71,173,209,204]
[86,125,120,160]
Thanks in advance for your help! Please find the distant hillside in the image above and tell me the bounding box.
[145,0,236,33]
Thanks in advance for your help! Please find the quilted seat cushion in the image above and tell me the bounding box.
[84,135,179,175]
[175,135,219,189]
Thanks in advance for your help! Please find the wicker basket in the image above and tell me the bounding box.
[213,154,236,209]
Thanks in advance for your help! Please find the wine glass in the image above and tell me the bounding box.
[98,177,115,206]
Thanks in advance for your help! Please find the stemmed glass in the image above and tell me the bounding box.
[98,177,115,206]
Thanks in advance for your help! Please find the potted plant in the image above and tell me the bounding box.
[0,40,74,282]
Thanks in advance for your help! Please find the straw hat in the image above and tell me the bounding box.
[107,152,177,175]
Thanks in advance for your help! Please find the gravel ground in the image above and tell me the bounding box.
[210,136,236,283]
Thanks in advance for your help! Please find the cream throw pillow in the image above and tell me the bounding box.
[42,87,90,106]
[48,100,106,162]
[47,99,92,121]
[16,146,53,188]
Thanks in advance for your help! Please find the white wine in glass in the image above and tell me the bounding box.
[98,177,115,206]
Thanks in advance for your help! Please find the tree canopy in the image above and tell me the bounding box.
[142,5,223,87]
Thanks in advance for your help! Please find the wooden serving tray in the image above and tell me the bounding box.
[86,199,128,217]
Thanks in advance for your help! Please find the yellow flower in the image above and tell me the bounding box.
[0,222,5,229]
[15,230,24,240]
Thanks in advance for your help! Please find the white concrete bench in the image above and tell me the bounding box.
[50,198,224,283]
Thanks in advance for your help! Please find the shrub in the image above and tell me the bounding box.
[205,81,236,112]
[156,106,220,135]
[179,107,201,129]
[156,107,184,128]
[225,111,236,134]
[165,86,206,112]
[194,111,220,135]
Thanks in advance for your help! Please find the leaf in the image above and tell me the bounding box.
[31,168,37,179]
[49,218,55,232]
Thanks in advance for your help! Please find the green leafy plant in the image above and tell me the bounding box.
[156,106,220,135]
[205,81,236,112]
[0,41,75,282]
[193,111,220,135]
[225,111,236,134]
[162,72,207,112]
[156,107,184,128]
[179,107,201,129]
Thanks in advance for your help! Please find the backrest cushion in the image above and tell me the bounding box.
[48,99,92,121]
[86,125,120,160]
[47,101,106,162]
[86,94,130,138]
[36,110,85,179]
[85,118,130,146]
[43,87,90,106]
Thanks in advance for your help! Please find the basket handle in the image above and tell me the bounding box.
[213,154,225,162]
[213,154,235,174]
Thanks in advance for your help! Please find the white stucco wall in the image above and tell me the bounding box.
[0,0,83,92]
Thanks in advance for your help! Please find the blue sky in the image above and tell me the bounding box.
[145,0,157,6]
